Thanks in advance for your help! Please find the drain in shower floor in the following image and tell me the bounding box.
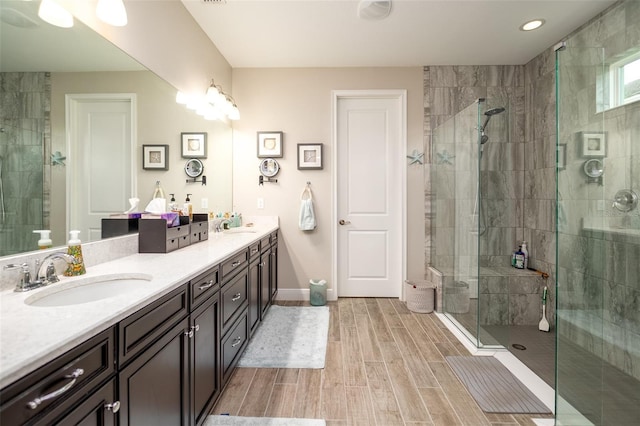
[511,343,527,350]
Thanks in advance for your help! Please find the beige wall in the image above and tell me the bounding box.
[59,0,232,95]
[231,67,425,298]
[50,71,233,246]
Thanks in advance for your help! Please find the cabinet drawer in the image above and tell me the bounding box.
[221,311,248,384]
[167,225,189,239]
[191,221,209,243]
[178,234,191,249]
[221,268,248,333]
[260,237,270,253]
[221,250,248,280]
[119,285,188,366]
[0,328,115,425]
[270,231,278,245]
[248,242,260,261]
[189,267,219,309]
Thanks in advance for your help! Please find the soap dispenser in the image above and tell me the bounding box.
[33,230,52,249]
[184,194,193,221]
[64,230,86,276]
[168,193,179,212]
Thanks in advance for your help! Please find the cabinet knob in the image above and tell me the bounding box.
[105,401,121,413]
[191,324,200,333]
[185,329,194,338]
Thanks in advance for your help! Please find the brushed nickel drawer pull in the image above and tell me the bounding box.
[105,401,121,413]
[192,324,200,333]
[185,329,194,338]
[231,337,242,347]
[231,261,241,267]
[259,262,265,267]
[251,248,258,254]
[27,368,84,409]
[198,280,214,290]
[231,293,241,302]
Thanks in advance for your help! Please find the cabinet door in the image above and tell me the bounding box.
[248,258,260,336]
[38,378,118,426]
[191,296,220,426]
[260,247,271,317]
[118,318,189,426]
[270,242,278,301]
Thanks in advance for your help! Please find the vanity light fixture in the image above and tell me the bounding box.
[96,0,128,27]
[176,80,240,121]
[520,19,545,31]
[38,0,74,28]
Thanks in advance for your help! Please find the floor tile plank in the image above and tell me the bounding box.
[212,368,256,415]
[237,368,278,417]
[292,369,323,419]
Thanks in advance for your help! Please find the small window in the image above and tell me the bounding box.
[610,52,640,108]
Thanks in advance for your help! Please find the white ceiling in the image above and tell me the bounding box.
[181,0,616,68]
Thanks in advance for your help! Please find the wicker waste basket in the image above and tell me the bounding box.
[404,280,436,313]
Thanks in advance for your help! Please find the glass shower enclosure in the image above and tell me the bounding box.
[555,41,640,425]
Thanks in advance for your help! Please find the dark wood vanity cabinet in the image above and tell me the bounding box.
[270,233,278,301]
[1,232,277,426]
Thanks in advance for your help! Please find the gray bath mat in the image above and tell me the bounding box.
[237,305,329,369]
[446,356,551,414]
[204,416,325,425]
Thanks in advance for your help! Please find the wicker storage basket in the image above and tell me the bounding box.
[405,280,436,313]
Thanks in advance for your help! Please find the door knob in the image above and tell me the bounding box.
[339,219,351,225]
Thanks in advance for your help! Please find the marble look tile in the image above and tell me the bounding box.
[430,66,456,87]
[478,293,509,325]
[509,293,542,325]
[455,66,487,87]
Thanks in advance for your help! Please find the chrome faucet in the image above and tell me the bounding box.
[4,262,42,292]
[36,253,76,284]
[212,218,232,233]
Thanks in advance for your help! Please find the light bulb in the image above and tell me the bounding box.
[38,0,74,28]
[206,85,220,103]
[228,105,240,121]
[97,0,128,27]
[175,91,188,104]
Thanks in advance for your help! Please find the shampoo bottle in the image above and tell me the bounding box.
[64,230,86,276]
[33,230,52,249]
[521,241,529,269]
[514,246,525,269]
[184,194,193,221]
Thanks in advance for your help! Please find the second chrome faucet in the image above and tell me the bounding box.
[4,252,76,292]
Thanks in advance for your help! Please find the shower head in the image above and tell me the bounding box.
[479,106,506,145]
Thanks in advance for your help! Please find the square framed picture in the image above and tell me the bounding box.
[580,132,606,158]
[257,131,283,158]
[297,143,323,170]
[181,132,207,158]
[142,144,169,170]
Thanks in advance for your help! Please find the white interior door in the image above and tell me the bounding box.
[335,91,406,298]
[67,94,136,242]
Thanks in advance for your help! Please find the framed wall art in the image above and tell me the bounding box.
[142,144,169,170]
[181,132,207,158]
[257,131,283,158]
[297,143,323,170]
[580,132,606,158]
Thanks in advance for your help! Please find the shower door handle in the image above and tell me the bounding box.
[339,219,351,225]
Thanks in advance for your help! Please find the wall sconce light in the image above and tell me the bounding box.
[38,0,74,28]
[96,0,128,27]
[37,0,128,28]
[176,79,240,122]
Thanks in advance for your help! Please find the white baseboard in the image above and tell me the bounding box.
[275,288,337,301]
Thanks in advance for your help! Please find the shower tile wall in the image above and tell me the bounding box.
[0,72,50,256]
[556,0,640,383]
[425,65,544,324]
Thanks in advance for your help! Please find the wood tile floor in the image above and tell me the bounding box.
[212,298,554,425]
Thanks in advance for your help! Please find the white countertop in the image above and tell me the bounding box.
[0,221,278,389]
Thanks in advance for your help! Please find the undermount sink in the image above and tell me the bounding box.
[25,273,153,307]
[223,227,257,234]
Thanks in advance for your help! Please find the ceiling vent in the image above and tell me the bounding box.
[357,0,392,20]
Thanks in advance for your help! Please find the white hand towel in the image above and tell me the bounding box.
[299,185,316,231]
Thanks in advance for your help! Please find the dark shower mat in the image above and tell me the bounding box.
[446,356,552,414]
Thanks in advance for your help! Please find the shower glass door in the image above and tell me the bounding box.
[556,41,640,425]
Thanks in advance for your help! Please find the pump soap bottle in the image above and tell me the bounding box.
[184,194,193,221]
[33,230,52,249]
[64,230,86,276]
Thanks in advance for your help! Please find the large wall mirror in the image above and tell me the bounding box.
[0,1,232,256]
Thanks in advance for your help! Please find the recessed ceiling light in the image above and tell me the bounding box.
[520,19,545,31]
